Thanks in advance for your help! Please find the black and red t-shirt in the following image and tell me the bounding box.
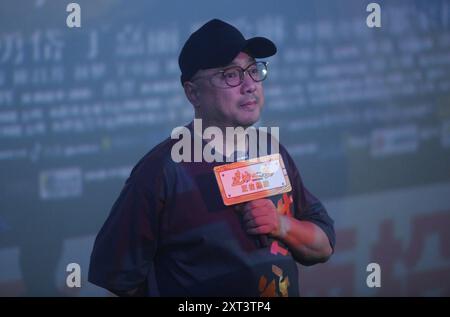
[89,123,335,296]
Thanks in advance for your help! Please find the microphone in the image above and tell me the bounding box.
[215,152,291,249]
[234,151,269,248]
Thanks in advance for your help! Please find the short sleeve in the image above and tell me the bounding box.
[281,148,336,251]
[88,167,165,296]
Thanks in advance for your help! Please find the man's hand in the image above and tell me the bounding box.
[236,198,333,265]
[237,198,284,239]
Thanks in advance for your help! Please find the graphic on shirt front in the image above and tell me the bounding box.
[270,193,294,256]
[258,264,290,297]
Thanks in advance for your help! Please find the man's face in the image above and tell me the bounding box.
[190,52,265,129]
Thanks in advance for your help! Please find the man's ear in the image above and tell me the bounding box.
[183,82,201,108]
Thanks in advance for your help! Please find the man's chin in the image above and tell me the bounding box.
[235,109,261,127]
[236,117,260,128]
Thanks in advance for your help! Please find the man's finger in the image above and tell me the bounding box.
[244,216,273,229]
[247,199,271,209]
[247,225,272,235]
[242,208,270,222]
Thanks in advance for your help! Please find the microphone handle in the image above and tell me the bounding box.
[257,235,269,248]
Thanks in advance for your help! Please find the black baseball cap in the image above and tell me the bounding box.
[178,19,277,85]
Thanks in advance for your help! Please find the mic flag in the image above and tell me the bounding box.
[213,153,291,206]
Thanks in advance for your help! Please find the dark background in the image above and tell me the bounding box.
[1,0,449,296]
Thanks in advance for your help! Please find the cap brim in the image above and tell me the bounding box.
[243,37,277,58]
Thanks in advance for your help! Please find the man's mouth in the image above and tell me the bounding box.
[240,100,258,109]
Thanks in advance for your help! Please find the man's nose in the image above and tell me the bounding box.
[240,71,257,94]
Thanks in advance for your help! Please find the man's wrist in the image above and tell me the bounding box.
[275,215,290,240]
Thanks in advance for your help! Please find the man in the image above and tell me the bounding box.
[89,19,335,297]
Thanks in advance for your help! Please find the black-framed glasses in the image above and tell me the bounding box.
[191,61,269,88]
